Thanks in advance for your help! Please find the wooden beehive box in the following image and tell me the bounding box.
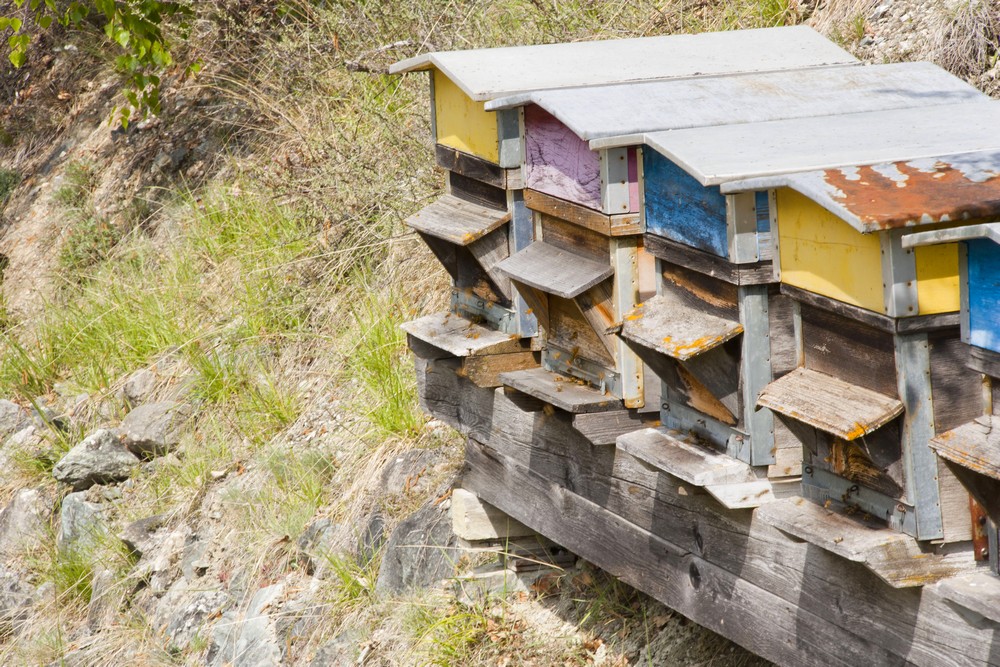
[390,28,857,394]
[480,62,977,416]
[708,112,1000,546]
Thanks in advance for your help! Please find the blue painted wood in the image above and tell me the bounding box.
[643,150,728,257]
[967,239,1000,354]
[755,190,770,233]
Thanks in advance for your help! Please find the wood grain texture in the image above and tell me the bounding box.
[704,480,776,509]
[571,410,651,446]
[435,143,505,188]
[767,290,798,378]
[757,367,904,441]
[524,188,642,237]
[450,171,508,210]
[618,428,755,486]
[525,104,603,210]
[499,367,620,413]
[548,294,615,367]
[933,573,1000,624]
[643,149,729,257]
[463,351,539,388]
[801,304,899,396]
[498,242,613,299]
[929,330,983,434]
[756,497,974,588]
[621,293,743,361]
[401,312,527,357]
[467,228,512,300]
[539,213,609,263]
[644,234,774,286]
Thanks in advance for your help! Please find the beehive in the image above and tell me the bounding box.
[390,27,857,392]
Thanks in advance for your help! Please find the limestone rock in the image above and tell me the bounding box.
[122,368,157,406]
[0,487,52,558]
[120,401,193,457]
[375,498,458,595]
[153,580,229,653]
[52,429,139,490]
[209,583,285,667]
[0,400,29,440]
[120,514,168,558]
[57,492,106,552]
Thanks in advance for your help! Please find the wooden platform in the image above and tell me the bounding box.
[402,311,527,358]
[497,242,613,299]
[412,356,1000,666]
[757,367,904,440]
[621,293,743,361]
[500,367,620,414]
[405,194,510,245]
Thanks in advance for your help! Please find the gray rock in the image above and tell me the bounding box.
[120,401,193,457]
[297,517,338,575]
[209,584,284,667]
[52,429,139,490]
[0,566,36,639]
[120,514,168,558]
[58,492,106,552]
[380,449,442,496]
[154,580,228,652]
[357,512,385,566]
[0,488,52,558]
[0,400,28,439]
[309,629,361,666]
[375,499,458,596]
[86,567,119,631]
[122,368,157,406]
[181,534,210,580]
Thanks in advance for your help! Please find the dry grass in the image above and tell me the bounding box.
[935,0,1000,79]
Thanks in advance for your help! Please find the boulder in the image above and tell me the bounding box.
[52,429,139,490]
[120,401,193,457]
[375,498,458,596]
[153,580,229,653]
[0,487,52,558]
[57,492,106,552]
[122,368,157,406]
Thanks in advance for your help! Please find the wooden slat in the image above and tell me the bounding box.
[617,428,755,486]
[526,189,642,237]
[497,242,613,299]
[756,497,975,588]
[643,234,774,286]
[571,410,650,446]
[435,144,505,188]
[405,194,510,246]
[757,367,903,441]
[933,573,1000,624]
[401,312,526,358]
[621,293,743,361]
[931,416,1000,482]
[704,480,776,509]
[500,367,620,414]
[463,351,538,388]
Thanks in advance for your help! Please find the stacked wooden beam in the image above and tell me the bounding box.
[393,24,1000,664]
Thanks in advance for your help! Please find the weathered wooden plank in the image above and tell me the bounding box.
[756,497,975,588]
[617,428,754,486]
[969,345,1000,379]
[457,386,997,666]
[500,367,620,414]
[575,281,619,360]
[467,227,512,300]
[620,292,743,361]
[768,290,798,377]
[547,294,615,366]
[525,189,642,237]
[757,367,904,441]
[932,416,1000,483]
[704,480,775,509]
[525,105,603,211]
[539,213,610,263]
[644,234,774,286]
[436,143,505,188]
[451,488,537,542]
[497,242,613,299]
[801,304,899,396]
[571,409,650,446]
[401,312,527,358]
[463,351,538,388]
[449,171,508,211]
[464,439,920,667]
[933,573,1000,624]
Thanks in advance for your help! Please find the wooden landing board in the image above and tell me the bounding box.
[757,367,903,441]
[500,367,620,414]
[704,480,776,510]
[756,497,974,588]
[617,428,754,486]
[405,194,510,245]
[931,416,1000,481]
[933,573,1000,624]
[621,293,743,361]
[390,26,856,100]
[497,242,613,299]
[571,409,650,446]
[401,312,525,358]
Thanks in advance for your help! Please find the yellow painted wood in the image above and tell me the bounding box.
[433,69,498,163]
[915,243,959,315]
[776,188,884,313]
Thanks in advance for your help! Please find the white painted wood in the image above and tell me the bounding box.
[489,62,980,141]
[391,26,856,100]
[617,101,1000,187]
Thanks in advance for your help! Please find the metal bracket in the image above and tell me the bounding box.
[507,189,538,337]
[768,189,781,281]
[659,397,744,452]
[959,241,971,344]
[612,236,643,408]
[600,147,631,215]
[497,107,523,170]
[543,344,622,398]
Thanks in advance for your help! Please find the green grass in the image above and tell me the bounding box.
[53,160,99,209]
[0,167,19,207]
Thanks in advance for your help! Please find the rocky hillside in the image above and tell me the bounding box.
[0,1,994,665]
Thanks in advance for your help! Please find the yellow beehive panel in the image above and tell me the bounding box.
[433,69,498,163]
[776,188,884,313]
[914,243,959,315]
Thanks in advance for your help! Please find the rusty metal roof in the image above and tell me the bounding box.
[389,26,856,101]
[724,148,1000,233]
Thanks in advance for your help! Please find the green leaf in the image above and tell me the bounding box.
[9,18,21,32]
[0,18,10,31]
[9,49,25,68]
[37,15,52,29]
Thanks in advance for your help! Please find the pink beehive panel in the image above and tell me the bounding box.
[525,105,602,210]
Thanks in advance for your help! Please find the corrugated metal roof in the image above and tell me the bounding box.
[726,149,1000,233]
[605,101,1000,189]
[484,62,982,141]
[389,26,856,101]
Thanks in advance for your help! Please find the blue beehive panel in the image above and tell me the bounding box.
[643,149,728,257]
[968,238,1000,354]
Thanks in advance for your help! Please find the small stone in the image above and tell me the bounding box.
[52,429,140,491]
[58,492,106,551]
[375,497,458,596]
[0,488,52,558]
[120,514,168,558]
[859,35,874,47]
[0,400,28,439]
[122,369,157,406]
[120,402,193,458]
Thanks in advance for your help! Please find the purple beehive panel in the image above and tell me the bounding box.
[525,105,602,210]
